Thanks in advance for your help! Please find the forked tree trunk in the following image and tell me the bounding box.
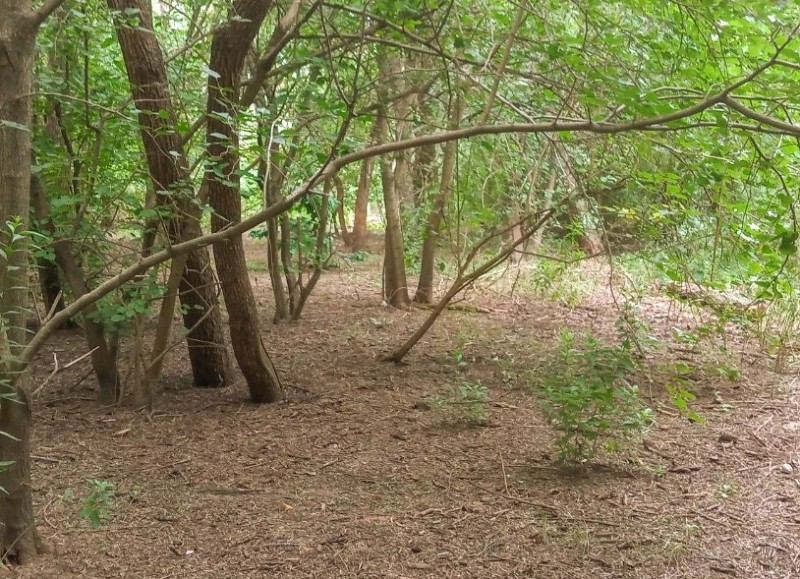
[376,51,413,307]
[415,91,461,304]
[0,1,47,563]
[205,0,284,403]
[109,0,232,388]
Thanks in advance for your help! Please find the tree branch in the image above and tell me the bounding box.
[33,0,68,27]
[722,96,800,137]
[22,48,800,366]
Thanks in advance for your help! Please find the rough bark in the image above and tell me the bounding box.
[205,0,284,403]
[0,1,45,563]
[108,0,232,387]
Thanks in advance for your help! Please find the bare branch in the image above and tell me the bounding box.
[723,96,800,137]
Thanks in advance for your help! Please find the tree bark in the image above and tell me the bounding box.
[0,1,47,563]
[377,105,410,307]
[376,51,411,307]
[205,0,284,403]
[31,170,121,402]
[258,135,290,322]
[415,91,461,304]
[108,0,232,388]
[333,174,352,248]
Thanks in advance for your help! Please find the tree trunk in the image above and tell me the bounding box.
[377,105,410,307]
[258,139,290,322]
[352,117,380,252]
[35,246,70,327]
[205,0,284,403]
[415,91,461,304]
[109,0,232,388]
[334,174,352,249]
[0,1,46,563]
[31,170,121,402]
[352,157,373,252]
[553,142,604,255]
[376,51,412,307]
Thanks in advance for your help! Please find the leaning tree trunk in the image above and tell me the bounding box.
[0,1,49,563]
[205,0,284,403]
[108,0,232,387]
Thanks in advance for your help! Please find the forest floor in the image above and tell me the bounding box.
[14,237,800,579]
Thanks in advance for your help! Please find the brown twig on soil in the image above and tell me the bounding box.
[31,346,99,397]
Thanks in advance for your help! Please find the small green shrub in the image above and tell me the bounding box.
[78,479,116,529]
[433,350,490,425]
[539,331,652,465]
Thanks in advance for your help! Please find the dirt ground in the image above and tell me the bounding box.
[14,238,800,578]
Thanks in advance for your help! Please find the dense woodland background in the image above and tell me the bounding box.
[1,0,800,576]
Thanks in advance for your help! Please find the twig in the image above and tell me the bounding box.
[31,347,98,397]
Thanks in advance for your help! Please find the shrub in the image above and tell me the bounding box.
[539,331,652,465]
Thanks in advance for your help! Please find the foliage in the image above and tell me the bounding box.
[76,479,116,529]
[539,331,652,465]
[433,350,490,426]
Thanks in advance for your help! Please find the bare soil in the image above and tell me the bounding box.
[14,238,800,578]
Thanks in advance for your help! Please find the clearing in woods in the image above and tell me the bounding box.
[18,238,800,578]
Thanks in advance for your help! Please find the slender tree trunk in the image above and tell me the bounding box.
[31,171,122,402]
[353,157,374,251]
[258,140,290,322]
[553,141,604,255]
[109,0,232,387]
[529,166,557,253]
[0,1,46,563]
[205,0,284,403]
[415,91,461,304]
[377,106,410,307]
[334,174,352,248]
[352,117,380,252]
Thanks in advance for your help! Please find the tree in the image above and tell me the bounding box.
[108,0,232,391]
[0,0,67,562]
[205,0,284,403]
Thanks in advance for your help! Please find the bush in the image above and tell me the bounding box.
[539,331,652,465]
[433,350,490,426]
